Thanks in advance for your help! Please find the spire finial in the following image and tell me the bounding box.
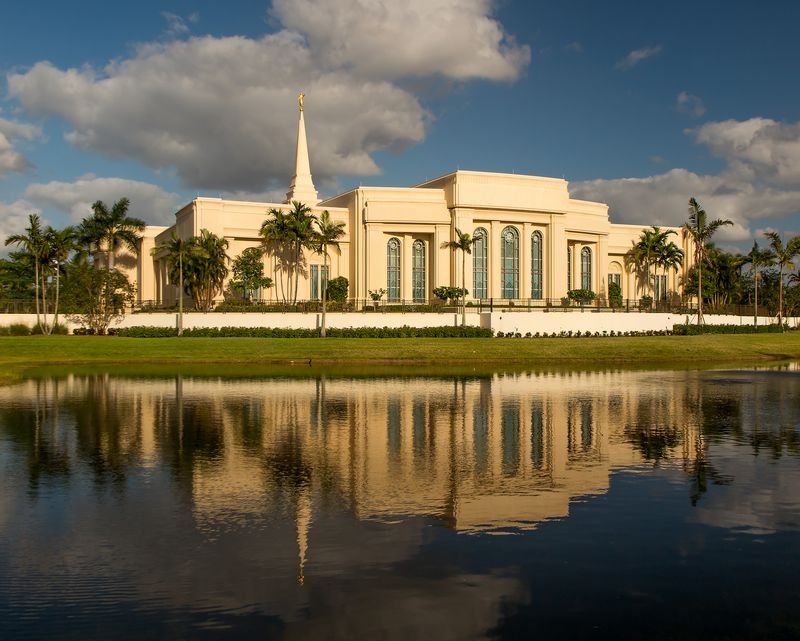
[298,92,304,112]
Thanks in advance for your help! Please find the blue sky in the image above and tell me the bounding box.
[1,0,799,252]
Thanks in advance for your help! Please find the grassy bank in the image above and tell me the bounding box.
[0,334,798,377]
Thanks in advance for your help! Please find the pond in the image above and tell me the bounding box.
[1,366,800,640]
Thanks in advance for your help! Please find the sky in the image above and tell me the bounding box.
[1,0,799,254]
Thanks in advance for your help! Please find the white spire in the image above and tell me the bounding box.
[285,92,319,205]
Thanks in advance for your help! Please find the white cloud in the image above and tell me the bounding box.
[0,198,40,256]
[572,117,800,241]
[572,168,800,242]
[676,91,706,118]
[161,12,191,38]
[6,0,529,193]
[692,118,800,186]
[23,175,181,226]
[271,0,530,81]
[615,45,662,70]
[0,117,42,178]
[8,34,426,192]
[564,41,583,54]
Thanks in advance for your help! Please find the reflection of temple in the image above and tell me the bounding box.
[0,371,708,542]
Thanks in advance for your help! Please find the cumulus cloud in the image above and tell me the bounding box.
[23,175,181,225]
[676,91,706,118]
[6,0,529,193]
[271,0,530,81]
[0,117,41,178]
[615,45,662,70]
[0,198,40,255]
[692,118,800,186]
[572,117,800,240]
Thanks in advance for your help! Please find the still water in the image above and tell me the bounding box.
[1,367,800,640]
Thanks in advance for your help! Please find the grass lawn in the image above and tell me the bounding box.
[0,334,798,382]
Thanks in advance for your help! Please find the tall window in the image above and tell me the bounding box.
[567,245,572,290]
[412,239,426,302]
[387,238,400,302]
[581,247,592,290]
[501,226,519,299]
[473,228,488,299]
[310,265,328,300]
[531,231,543,299]
[654,274,667,301]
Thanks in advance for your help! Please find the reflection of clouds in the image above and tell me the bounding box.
[692,446,800,535]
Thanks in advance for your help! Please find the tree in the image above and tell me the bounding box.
[5,214,46,329]
[742,241,775,326]
[182,230,229,311]
[312,210,346,337]
[626,226,674,299]
[764,232,800,327]
[230,247,273,303]
[260,207,293,303]
[657,240,684,303]
[286,201,317,304]
[44,226,78,332]
[0,252,35,300]
[441,229,474,326]
[151,232,202,335]
[681,198,733,324]
[326,276,348,303]
[62,263,135,334]
[80,198,146,268]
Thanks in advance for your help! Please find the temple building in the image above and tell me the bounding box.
[135,96,691,306]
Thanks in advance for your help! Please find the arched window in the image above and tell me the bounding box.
[501,226,519,299]
[387,238,400,302]
[531,231,543,299]
[412,239,426,302]
[581,247,592,290]
[473,228,488,299]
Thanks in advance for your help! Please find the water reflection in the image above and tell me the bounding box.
[1,368,800,639]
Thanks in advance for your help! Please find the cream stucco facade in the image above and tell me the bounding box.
[133,103,692,307]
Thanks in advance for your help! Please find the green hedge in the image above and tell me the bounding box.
[111,325,492,338]
[672,323,788,335]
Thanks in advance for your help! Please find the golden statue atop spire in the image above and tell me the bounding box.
[298,92,305,112]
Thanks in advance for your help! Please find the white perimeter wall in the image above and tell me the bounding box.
[1,311,797,333]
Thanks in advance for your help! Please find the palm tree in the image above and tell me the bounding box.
[313,210,346,338]
[441,229,474,326]
[5,214,45,329]
[82,198,146,268]
[657,240,684,305]
[626,226,674,299]
[183,230,229,311]
[151,232,199,335]
[260,207,295,303]
[764,232,800,327]
[286,201,317,304]
[44,226,78,332]
[681,198,733,324]
[743,241,775,327]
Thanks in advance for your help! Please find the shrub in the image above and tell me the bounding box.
[433,286,468,303]
[114,325,493,338]
[608,281,623,308]
[326,277,349,303]
[568,289,595,304]
[8,323,30,336]
[672,323,787,336]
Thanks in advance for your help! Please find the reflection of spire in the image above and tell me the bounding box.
[285,93,319,205]
[296,485,312,586]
